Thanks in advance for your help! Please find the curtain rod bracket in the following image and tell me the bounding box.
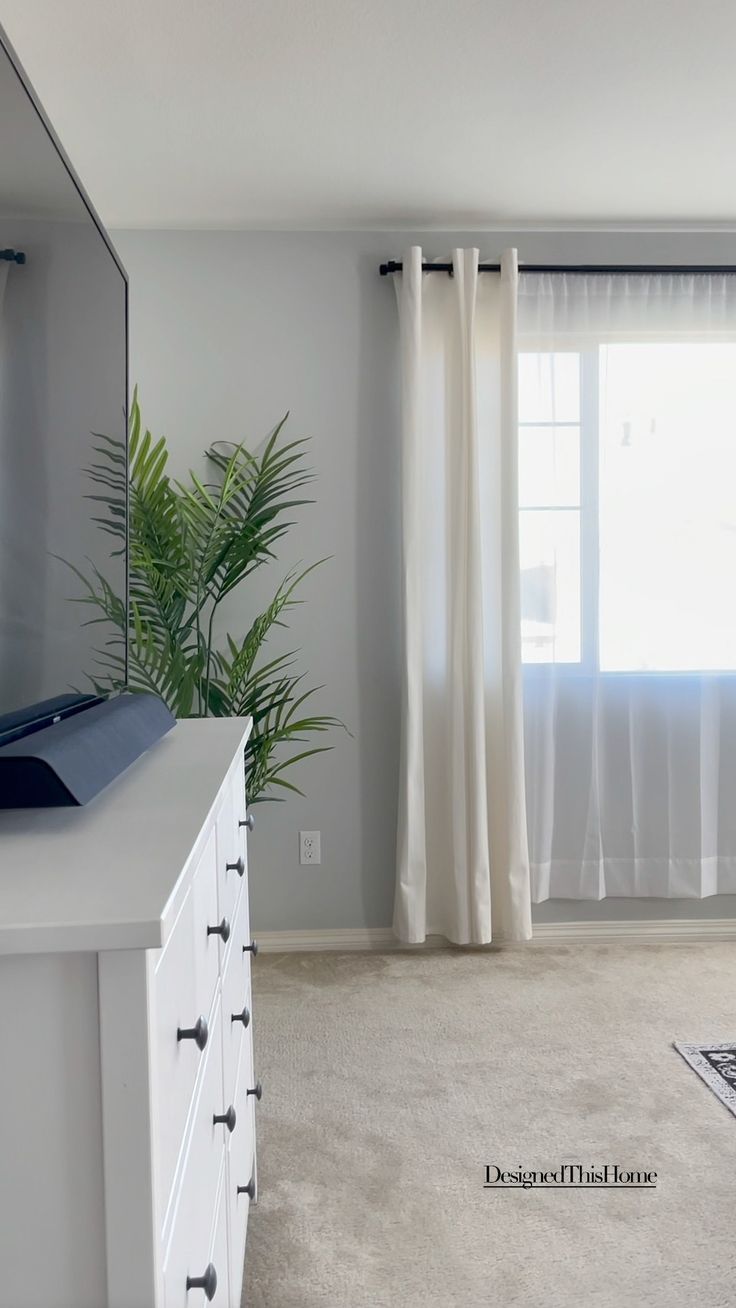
[0,248,26,265]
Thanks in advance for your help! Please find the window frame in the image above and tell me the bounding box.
[578,348,599,675]
[518,346,589,674]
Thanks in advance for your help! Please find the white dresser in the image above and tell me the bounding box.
[0,717,258,1308]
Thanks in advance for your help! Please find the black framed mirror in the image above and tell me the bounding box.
[0,21,128,715]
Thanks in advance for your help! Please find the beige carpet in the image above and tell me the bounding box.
[243,943,736,1307]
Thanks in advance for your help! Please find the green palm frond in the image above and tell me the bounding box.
[67,387,346,800]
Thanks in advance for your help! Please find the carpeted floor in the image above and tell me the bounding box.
[243,943,736,1307]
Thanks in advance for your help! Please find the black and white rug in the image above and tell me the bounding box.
[674,1042,736,1117]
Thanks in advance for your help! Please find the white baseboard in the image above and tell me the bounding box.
[258,928,399,952]
[531,918,736,944]
[256,918,736,952]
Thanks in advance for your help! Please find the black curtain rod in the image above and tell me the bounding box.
[0,248,25,265]
[379,260,736,277]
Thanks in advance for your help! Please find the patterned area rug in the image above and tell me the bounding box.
[674,1042,736,1117]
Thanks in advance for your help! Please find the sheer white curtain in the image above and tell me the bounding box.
[518,271,736,900]
[394,247,532,944]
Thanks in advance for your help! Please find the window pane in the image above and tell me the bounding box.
[520,509,581,663]
[599,343,736,671]
[518,352,580,424]
[519,425,581,508]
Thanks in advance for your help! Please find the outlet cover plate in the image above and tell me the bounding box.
[300,830,321,865]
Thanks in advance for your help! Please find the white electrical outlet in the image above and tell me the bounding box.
[299,830,321,865]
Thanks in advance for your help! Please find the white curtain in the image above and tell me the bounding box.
[394,247,532,944]
[518,271,736,900]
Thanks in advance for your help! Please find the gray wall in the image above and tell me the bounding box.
[114,227,736,930]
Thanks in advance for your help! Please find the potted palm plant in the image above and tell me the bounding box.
[66,390,342,801]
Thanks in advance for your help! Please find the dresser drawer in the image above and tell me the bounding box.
[216,762,251,933]
[220,881,254,1107]
[228,989,255,1194]
[153,828,220,1219]
[210,1166,230,1308]
[163,1000,226,1308]
[191,830,223,1001]
[215,779,241,932]
[226,1119,254,1308]
[226,973,256,1305]
[232,777,252,951]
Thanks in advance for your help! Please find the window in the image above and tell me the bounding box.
[518,351,583,664]
[519,342,736,672]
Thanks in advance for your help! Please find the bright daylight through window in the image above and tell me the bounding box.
[518,344,736,671]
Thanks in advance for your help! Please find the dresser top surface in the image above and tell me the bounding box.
[0,717,251,955]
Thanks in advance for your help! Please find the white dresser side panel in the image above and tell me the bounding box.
[99,948,162,1308]
[0,952,107,1308]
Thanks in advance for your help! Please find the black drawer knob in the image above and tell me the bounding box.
[226,856,245,878]
[186,1263,217,1300]
[213,1104,237,1133]
[231,1004,250,1028]
[207,917,231,942]
[237,1175,256,1200]
[243,940,259,957]
[177,1016,208,1051]
[247,1081,263,1101]
[239,812,255,832]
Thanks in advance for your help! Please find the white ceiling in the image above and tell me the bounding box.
[0,36,84,220]
[2,0,736,230]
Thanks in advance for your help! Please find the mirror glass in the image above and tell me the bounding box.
[0,31,127,715]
